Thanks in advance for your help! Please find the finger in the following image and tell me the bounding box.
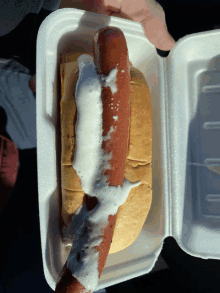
[125,0,175,51]
[108,10,131,20]
[140,1,175,50]
[28,74,36,92]
[94,0,121,15]
[94,0,175,51]
[141,15,176,50]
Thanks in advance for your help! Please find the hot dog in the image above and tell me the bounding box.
[57,27,142,293]
[93,27,131,187]
[58,26,153,292]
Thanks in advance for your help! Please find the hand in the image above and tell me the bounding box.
[0,134,19,212]
[94,0,175,51]
[28,74,36,92]
[28,0,174,94]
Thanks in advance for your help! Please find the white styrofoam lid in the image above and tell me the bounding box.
[165,30,220,259]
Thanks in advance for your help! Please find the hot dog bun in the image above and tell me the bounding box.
[60,54,152,255]
[60,59,152,254]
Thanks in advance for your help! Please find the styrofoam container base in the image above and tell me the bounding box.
[36,8,220,291]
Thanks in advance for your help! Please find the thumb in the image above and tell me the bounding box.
[94,0,175,51]
[141,1,175,51]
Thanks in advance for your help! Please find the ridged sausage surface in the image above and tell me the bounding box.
[56,27,131,293]
[93,26,131,187]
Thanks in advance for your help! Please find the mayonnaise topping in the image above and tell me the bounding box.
[64,54,141,292]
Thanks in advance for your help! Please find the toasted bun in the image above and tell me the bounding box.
[60,54,152,254]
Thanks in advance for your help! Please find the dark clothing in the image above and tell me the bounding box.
[0,8,53,76]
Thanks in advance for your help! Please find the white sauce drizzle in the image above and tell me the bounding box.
[64,54,141,292]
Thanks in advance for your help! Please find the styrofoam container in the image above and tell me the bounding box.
[36,8,220,292]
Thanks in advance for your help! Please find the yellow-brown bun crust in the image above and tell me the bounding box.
[60,54,152,254]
